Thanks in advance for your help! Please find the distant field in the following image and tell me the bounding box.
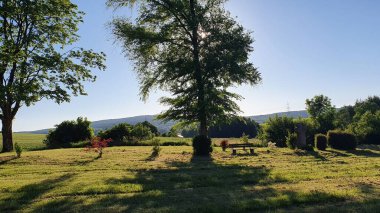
[143,137,261,146]
[0,134,262,151]
[0,134,46,151]
[0,146,379,212]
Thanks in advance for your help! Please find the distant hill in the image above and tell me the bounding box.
[19,110,308,134]
[249,110,308,124]
[90,115,176,133]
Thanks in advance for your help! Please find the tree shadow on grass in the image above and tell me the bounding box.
[0,174,75,212]
[357,145,380,151]
[30,156,352,212]
[293,149,328,161]
[324,149,351,157]
[346,149,380,157]
[325,149,380,158]
[0,155,17,165]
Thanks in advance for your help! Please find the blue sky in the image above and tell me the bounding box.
[14,0,380,131]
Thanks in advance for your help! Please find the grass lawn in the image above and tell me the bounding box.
[0,146,379,212]
[0,134,46,151]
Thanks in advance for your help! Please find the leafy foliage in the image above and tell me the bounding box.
[137,121,160,136]
[286,131,297,150]
[306,95,336,134]
[131,124,154,142]
[14,142,22,158]
[240,133,249,144]
[109,0,261,138]
[314,134,327,151]
[86,137,112,158]
[349,111,380,145]
[98,123,132,145]
[181,117,259,138]
[327,130,356,150]
[0,0,106,152]
[334,106,355,130]
[261,115,295,147]
[44,117,94,148]
[150,138,161,159]
[192,135,212,156]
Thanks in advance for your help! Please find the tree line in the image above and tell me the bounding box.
[260,95,380,148]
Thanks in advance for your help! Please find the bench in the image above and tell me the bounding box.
[229,144,255,155]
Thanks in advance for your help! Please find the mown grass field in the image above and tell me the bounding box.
[0,144,379,212]
[0,134,46,151]
[0,133,261,151]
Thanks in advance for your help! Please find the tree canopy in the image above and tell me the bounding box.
[0,0,106,152]
[306,95,335,134]
[109,0,261,145]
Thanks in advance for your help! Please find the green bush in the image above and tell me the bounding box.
[262,115,295,147]
[131,124,154,142]
[137,121,160,136]
[150,138,161,158]
[14,142,22,158]
[286,131,297,149]
[240,133,249,144]
[98,123,132,146]
[314,134,327,150]
[327,130,357,150]
[192,135,212,156]
[44,117,94,148]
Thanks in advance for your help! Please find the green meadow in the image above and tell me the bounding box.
[0,138,379,212]
[0,134,46,151]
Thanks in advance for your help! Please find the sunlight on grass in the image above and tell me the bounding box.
[0,146,379,212]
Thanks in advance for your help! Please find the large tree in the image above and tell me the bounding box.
[109,0,261,145]
[0,0,106,152]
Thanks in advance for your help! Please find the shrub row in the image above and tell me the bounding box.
[327,130,357,150]
[314,131,357,150]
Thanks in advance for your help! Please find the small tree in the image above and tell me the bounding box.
[14,142,22,158]
[87,137,112,158]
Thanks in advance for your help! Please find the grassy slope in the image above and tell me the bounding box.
[0,146,379,212]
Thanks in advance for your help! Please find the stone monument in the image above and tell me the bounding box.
[296,123,307,148]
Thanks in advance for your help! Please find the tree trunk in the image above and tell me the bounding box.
[190,0,208,137]
[1,115,13,152]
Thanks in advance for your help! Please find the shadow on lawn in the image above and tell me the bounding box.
[325,149,380,158]
[0,155,18,165]
[294,149,328,161]
[347,149,380,157]
[4,155,376,212]
[32,157,349,212]
[0,174,75,212]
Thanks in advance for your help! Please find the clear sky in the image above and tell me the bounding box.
[13,0,380,131]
